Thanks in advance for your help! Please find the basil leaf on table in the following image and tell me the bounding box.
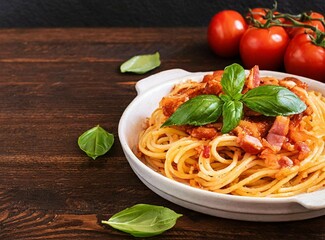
[242,85,307,116]
[101,204,182,237]
[161,95,223,127]
[221,63,245,99]
[78,125,114,159]
[120,52,161,74]
[222,100,243,133]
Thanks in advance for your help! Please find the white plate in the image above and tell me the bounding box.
[118,69,325,221]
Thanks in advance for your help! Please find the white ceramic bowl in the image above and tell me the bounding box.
[118,69,325,222]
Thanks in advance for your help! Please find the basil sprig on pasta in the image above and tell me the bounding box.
[162,63,307,133]
[162,95,223,127]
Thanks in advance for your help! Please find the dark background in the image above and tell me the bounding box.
[0,0,324,28]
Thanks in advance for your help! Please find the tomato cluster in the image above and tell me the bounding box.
[207,8,325,82]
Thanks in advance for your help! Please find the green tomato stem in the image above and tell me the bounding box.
[247,5,325,48]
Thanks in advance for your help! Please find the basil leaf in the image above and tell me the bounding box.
[242,85,307,116]
[221,63,245,99]
[78,125,114,160]
[101,204,182,237]
[219,94,231,102]
[120,52,161,74]
[221,100,243,133]
[162,95,223,127]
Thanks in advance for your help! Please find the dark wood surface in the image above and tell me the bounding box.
[0,28,323,240]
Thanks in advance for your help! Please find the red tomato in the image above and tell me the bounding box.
[284,33,325,82]
[247,8,268,24]
[247,8,285,25]
[207,10,247,57]
[239,26,290,70]
[286,12,325,38]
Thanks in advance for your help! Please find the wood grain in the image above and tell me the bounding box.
[0,28,323,240]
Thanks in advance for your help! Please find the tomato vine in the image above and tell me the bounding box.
[207,2,325,81]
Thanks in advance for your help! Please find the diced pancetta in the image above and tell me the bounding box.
[295,141,310,160]
[246,65,260,89]
[237,133,263,154]
[266,116,290,150]
[278,156,294,168]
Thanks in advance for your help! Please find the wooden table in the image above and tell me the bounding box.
[0,28,323,240]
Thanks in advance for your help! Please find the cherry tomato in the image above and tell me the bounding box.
[247,8,268,24]
[239,26,290,70]
[286,12,325,38]
[207,10,247,57]
[247,8,284,25]
[284,33,325,82]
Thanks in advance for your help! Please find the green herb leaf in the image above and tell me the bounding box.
[78,125,114,159]
[219,93,231,102]
[242,85,307,116]
[162,95,223,127]
[221,63,246,99]
[120,52,161,74]
[221,100,243,133]
[160,63,307,134]
[101,204,182,237]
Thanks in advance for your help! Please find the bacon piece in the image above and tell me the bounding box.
[269,116,290,135]
[188,127,218,140]
[246,65,260,89]
[237,132,263,154]
[266,134,287,150]
[266,116,290,151]
[295,141,310,160]
[278,156,294,168]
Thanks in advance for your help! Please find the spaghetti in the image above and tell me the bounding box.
[137,67,325,197]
